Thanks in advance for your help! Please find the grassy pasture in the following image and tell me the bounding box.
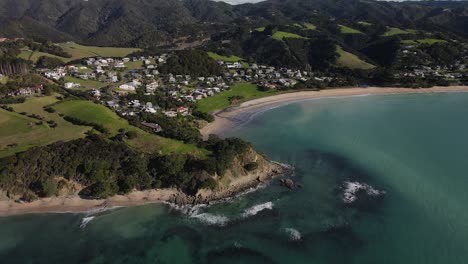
[358,21,372,26]
[64,76,108,89]
[383,27,418,37]
[0,76,8,84]
[125,61,144,70]
[207,52,244,62]
[336,46,375,70]
[303,23,317,30]
[0,95,90,157]
[19,48,71,63]
[58,43,140,61]
[53,100,204,156]
[18,43,140,63]
[401,39,448,45]
[272,31,307,40]
[339,25,363,34]
[197,83,277,113]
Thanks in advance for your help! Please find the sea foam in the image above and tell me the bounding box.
[284,228,302,241]
[241,201,273,218]
[79,216,95,229]
[191,213,230,226]
[342,181,385,203]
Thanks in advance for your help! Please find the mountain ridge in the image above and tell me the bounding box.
[0,0,465,47]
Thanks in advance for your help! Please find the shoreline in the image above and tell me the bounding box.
[0,189,180,217]
[200,86,468,138]
[0,162,289,217]
[2,86,466,217]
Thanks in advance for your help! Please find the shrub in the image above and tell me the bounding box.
[244,162,259,171]
[43,106,56,113]
[126,130,138,139]
[201,178,218,190]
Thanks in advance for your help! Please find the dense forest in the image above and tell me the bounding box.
[159,49,223,76]
[0,0,465,47]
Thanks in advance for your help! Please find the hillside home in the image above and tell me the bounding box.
[64,82,81,89]
[142,122,162,132]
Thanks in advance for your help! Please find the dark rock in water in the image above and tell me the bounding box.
[280,179,297,189]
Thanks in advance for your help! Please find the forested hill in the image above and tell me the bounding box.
[0,0,465,47]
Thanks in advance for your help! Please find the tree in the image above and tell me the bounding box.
[36,56,64,69]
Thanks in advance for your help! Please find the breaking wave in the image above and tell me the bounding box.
[241,202,273,218]
[191,213,230,226]
[79,216,95,229]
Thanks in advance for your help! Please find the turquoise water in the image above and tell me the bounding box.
[2,93,468,263]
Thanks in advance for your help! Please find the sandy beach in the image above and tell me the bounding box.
[201,86,468,138]
[0,189,180,217]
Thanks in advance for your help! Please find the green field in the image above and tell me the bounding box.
[272,31,307,41]
[53,100,204,155]
[383,27,418,36]
[58,42,140,61]
[358,21,372,26]
[18,43,140,63]
[19,48,72,63]
[401,38,448,45]
[255,27,266,32]
[0,96,90,158]
[64,76,108,89]
[303,23,317,30]
[339,25,363,34]
[197,83,277,113]
[18,49,34,60]
[207,52,244,62]
[125,61,144,70]
[336,46,375,70]
[0,76,8,84]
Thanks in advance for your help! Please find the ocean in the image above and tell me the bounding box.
[1,92,468,263]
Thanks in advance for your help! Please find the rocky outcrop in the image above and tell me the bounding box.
[279,178,301,190]
[192,147,290,204]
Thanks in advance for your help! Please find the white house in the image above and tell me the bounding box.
[119,83,136,91]
[146,81,159,93]
[64,82,81,89]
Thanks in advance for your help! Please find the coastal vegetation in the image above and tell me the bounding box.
[0,129,261,201]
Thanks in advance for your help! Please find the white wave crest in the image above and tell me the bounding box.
[80,216,95,229]
[241,202,273,218]
[342,181,385,203]
[191,213,229,226]
[285,228,302,241]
